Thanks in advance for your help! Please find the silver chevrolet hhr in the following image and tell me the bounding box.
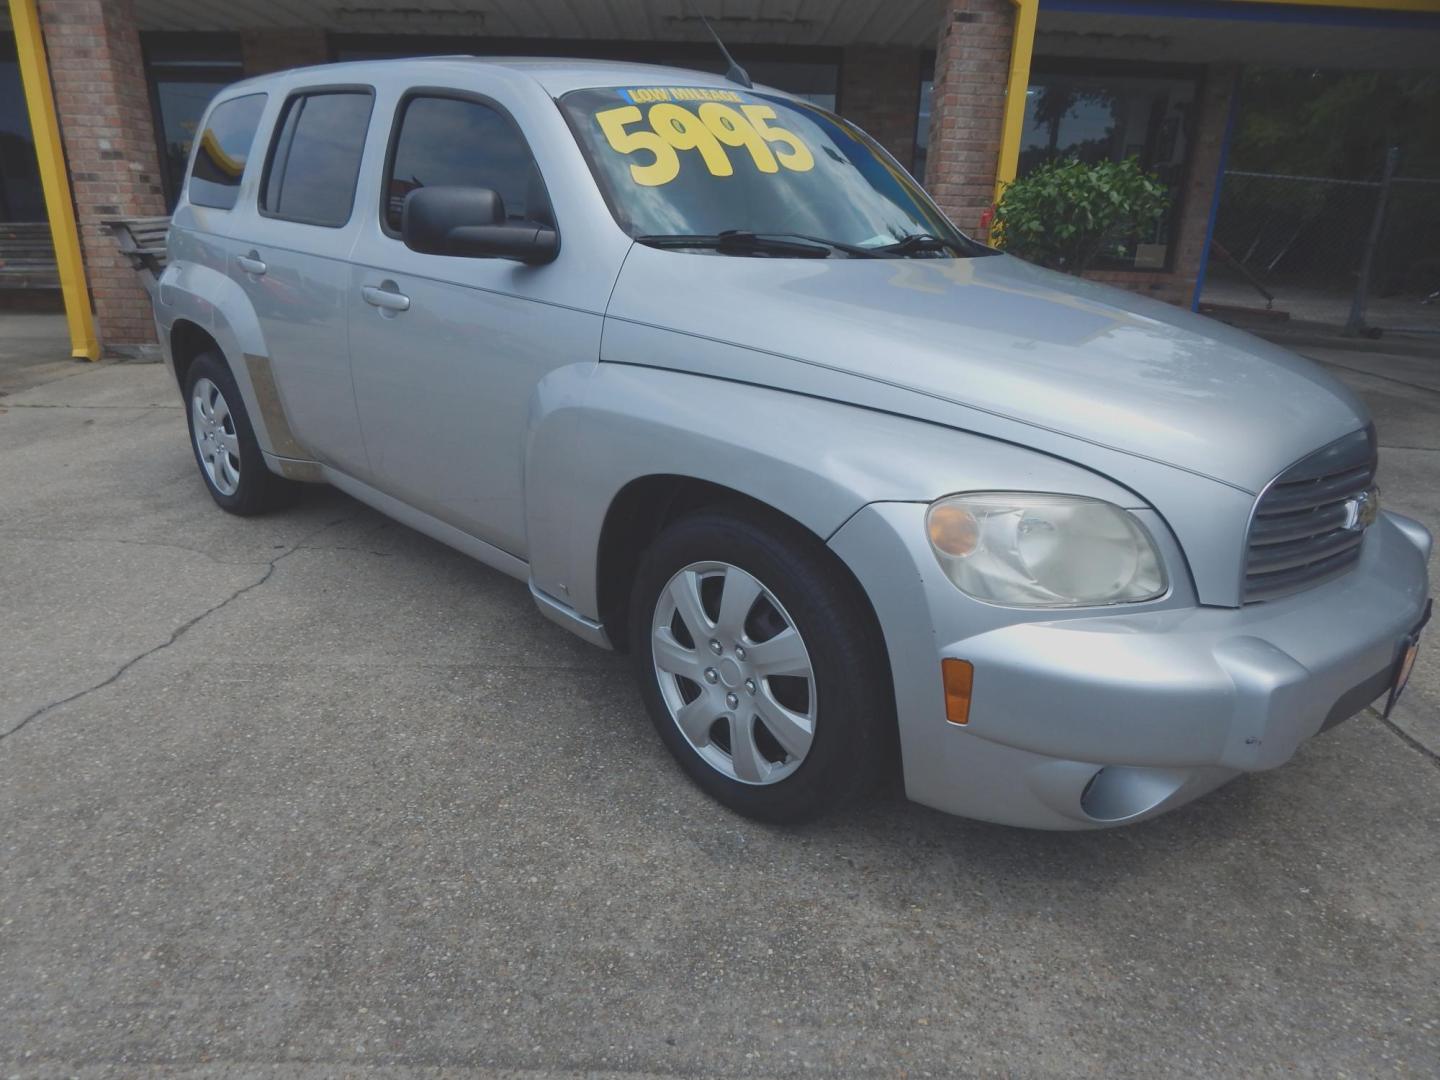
[152,57,1431,828]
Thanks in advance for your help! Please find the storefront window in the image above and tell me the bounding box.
[143,35,245,208]
[914,60,1198,269]
[1,38,46,223]
[1018,65,1198,269]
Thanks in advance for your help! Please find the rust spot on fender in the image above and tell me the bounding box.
[272,457,325,483]
[243,352,310,460]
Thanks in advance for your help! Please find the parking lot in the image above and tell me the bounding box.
[2,316,1438,1077]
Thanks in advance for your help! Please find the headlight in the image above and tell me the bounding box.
[926,493,1166,608]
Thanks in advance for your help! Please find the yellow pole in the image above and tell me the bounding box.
[9,0,99,360]
[993,0,1039,210]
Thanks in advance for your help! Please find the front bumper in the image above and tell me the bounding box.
[829,504,1431,829]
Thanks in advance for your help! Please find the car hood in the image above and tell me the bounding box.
[603,246,1368,494]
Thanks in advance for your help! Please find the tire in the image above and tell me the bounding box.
[629,506,891,824]
[183,350,296,515]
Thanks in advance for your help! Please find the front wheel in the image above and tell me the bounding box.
[629,508,891,824]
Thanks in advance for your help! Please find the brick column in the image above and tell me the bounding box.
[241,29,330,77]
[924,0,1013,241]
[39,0,166,355]
[839,46,924,172]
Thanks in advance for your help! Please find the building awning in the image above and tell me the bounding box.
[1039,0,1440,70]
[127,0,946,46]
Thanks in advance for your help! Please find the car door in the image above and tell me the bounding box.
[229,85,374,478]
[345,88,601,559]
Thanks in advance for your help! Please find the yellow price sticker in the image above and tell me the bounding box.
[594,100,815,187]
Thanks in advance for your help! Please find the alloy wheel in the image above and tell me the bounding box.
[191,377,240,496]
[651,560,818,785]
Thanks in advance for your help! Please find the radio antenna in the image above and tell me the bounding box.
[687,3,753,88]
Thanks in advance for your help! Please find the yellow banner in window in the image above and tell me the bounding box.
[595,98,815,186]
[621,87,746,104]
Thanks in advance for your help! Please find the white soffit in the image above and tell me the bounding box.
[131,0,946,46]
[1037,10,1440,71]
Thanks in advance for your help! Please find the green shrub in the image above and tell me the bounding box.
[993,157,1169,275]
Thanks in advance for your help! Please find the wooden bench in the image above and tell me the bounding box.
[102,216,170,295]
[0,221,60,290]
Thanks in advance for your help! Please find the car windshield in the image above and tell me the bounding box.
[559,84,986,257]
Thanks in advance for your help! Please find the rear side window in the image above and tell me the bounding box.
[383,94,553,234]
[188,93,267,210]
[262,90,374,227]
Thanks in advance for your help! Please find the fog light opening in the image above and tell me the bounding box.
[1079,765,1188,823]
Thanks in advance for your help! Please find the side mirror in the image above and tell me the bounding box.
[401,186,559,265]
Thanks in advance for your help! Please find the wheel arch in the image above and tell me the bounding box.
[596,474,867,653]
[597,473,901,781]
[169,318,221,394]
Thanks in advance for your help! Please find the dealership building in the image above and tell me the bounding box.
[2,0,1438,358]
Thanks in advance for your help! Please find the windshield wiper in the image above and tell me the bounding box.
[636,232,833,258]
[869,232,967,257]
[636,230,899,259]
[723,231,885,258]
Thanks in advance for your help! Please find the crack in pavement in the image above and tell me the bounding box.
[0,511,364,744]
[0,532,278,567]
[2,533,406,563]
[0,402,180,411]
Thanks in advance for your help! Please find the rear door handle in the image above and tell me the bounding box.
[361,284,411,313]
[235,252,267,276]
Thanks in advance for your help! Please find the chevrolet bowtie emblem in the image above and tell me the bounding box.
[1344,486,1380,531]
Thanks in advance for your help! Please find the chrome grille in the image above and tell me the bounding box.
[1244,427,1378,603]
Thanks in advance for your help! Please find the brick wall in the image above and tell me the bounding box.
[39,0,166,354]
[1081,66,1239,309]
[241,29,329,76]
[840,46,923,172]
[923,0,1012,241]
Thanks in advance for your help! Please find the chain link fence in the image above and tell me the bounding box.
[1201,153,1440,337]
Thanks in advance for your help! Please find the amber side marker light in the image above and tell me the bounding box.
[941,658,974,725]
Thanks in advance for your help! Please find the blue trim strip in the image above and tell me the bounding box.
[1041,0,1440,30]
[1191,69,1242,313]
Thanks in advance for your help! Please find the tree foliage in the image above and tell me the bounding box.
[992,157,1169,275]
[1231,69,1440,180]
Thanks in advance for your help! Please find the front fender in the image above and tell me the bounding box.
[524,362,1149,623]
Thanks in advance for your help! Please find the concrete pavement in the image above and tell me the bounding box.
[1,337,1437,1078]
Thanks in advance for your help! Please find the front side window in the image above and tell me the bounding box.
[187,93,266,211]
[560,85,977,256]
[383,95,551,233]
[263,90,374,227]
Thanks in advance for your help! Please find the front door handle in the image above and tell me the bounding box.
[361,283,411,313]
[236,252,267,276]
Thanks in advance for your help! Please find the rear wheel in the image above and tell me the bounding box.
[184,351,295,515]
[630,507,890,823]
